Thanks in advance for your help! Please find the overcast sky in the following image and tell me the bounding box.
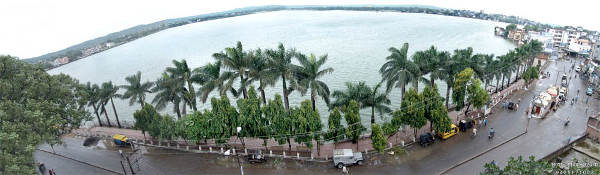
[2,0,599,59]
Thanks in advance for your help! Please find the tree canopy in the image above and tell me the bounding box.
[0,55,90,173]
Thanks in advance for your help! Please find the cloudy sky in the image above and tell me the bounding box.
[1,0,598,59]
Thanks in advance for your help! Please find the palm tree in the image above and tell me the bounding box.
[152,72,184,118]
[248,48,278,105]
[438,53,460,108]
[166,59,197,115]
[213,41,252,99]
[514,47,528,82]
[294,52,334,111]
[430,50,451,86]
[330,82,391,124]
[100,81,121,128]
[380,43,418,102]
[121,71,154,108]
[482,54,496,90]
[265,43,297,113]
[526,40,544,66]
[83,82,103,126]
[193,59,232,104]
[492,59,502,93]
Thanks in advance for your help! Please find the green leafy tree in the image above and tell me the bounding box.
[210,95,238,145]
[431,99,452,134]
[291,100,323,152]
[121,71,154,108]
[504,23,517,36]
[293,52,334,111]
[236,86,264,148]
[452,68,474,111]
[422,84,446,132]
[481,156,600,175]
[263,94,291,149]
[176,115,192,144]
[0,55,89,173]
[371,123,387,153]
[326,107,344,148]
[133,103,162,139]
[467,79,490,111]
[344,100,366,145]
[100,81,122,128]
[398,88,427,137]
[330,82,391,124]
[158,115,177,141]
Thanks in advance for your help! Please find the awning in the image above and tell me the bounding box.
[546,88,558,97]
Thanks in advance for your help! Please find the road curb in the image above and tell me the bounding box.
[438,131,527,175]
[36,148,124,175]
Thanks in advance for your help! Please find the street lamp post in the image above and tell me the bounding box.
[236,127,243,175]
[523,87,537,133]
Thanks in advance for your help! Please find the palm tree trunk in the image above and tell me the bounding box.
[182,100,187,116]
[176,107,182,119]
[445,86,451,109]
[501,75,506,89]
[103,106,112,127]
[260,86,267,105]
[187,81,197,111]
[282,76,290,113]
[92,104,103,126]
[401,84,406,101]
[431,79,435,87]
[110,98,121,128]
[241,75,248,99]
[371,105,375,124]
[495,76,500,93]
[311,88,316,111]
[506,75,511,87]
[515,64,521,82]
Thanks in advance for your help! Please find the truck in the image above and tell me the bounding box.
[333,149,365,169]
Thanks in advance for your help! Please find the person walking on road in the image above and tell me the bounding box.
[119,149,123,158]
[586,96,589,103]
[342,166,349,174]
[472,128,477,137]
[484,117,488,127]
[567,135,572,144]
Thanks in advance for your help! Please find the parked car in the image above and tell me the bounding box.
[437,124,459,140]
[333,149,365,169]
[247,149,266,164]
[575,66,580,72]
[419,133,435,147]
[588,87,594,96]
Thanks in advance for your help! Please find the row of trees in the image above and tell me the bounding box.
[77,39,542,154]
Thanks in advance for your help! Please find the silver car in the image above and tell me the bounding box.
[333,149,365,169]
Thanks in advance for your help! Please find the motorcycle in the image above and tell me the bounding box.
[488,132,494,138]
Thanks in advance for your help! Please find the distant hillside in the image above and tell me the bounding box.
[22,5,286,63]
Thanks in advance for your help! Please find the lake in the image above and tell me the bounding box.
[48,10,516,128]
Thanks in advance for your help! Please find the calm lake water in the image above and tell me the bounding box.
[49,10,516,128]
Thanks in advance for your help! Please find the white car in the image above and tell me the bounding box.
[575,66,580,72]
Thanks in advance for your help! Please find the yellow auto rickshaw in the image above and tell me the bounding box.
[112,134,131,147]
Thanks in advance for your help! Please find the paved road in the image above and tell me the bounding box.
[34,150,115,175]
[447,58,597,174]
[38,58,598,175]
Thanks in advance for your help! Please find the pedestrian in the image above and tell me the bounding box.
[342,166,349,174]
[516,104,518,110]
[48,168,53,175]
[567,135,572,144]
[586,107,589,114]
[502,102,505,109]
[586,96,589,103]
[52,169,56,175]
[119,149,123,157]
[484,117,488,127]
[518,98,521,104]
[479,119,482,127]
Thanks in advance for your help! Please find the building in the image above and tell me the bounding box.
[508,29,526,45]
[51,60,61,67]
[545,28,582,48]
[529,31,555,53]
[495,27,505,36]
[57,56,69,64]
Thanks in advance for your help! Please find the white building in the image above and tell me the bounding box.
[545,28,582,48]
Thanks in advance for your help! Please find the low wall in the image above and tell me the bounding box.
[585,114,600,142]
[542,134,589,162]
